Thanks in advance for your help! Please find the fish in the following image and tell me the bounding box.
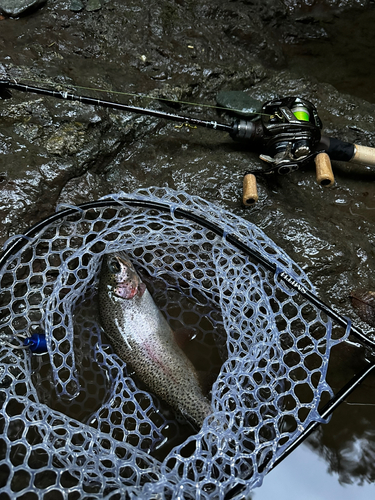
[98,251,212,428]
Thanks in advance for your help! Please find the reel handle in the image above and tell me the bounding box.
[243,173,258,206]
[315,152,334,187]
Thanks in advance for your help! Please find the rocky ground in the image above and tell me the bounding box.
[1,0,375,488]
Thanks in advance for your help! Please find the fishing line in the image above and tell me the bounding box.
[1,340,29,350]
[349,200,375,219]
[0,78,234,132]
[17,76,270,117]
[345,401,375,406]
[1,332,29,350]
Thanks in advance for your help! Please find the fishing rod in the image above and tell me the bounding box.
[0,79,232,131]
[1,79,375,205]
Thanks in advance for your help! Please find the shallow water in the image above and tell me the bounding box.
[255,433,375,500]
[252,343,375,498]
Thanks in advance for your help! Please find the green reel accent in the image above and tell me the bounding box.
[292,105,310,121]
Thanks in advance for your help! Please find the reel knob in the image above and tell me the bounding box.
[315,152,335,187]
[243,173,258,205]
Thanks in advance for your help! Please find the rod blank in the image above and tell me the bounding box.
[0,79,233,133]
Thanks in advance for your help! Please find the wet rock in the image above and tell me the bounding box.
[69,0,84,12]
[86,0,101,12]
[350,289,375,327]
[0,0,47,16]
[57,170,107,205]
[216,91,263,117]
[45,122,87,156]
[283,0,370,11]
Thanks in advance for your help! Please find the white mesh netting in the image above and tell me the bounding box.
[0,187,347,499]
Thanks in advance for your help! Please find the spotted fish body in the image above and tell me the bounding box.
[98,251,212,428]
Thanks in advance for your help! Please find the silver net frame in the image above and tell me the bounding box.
[0,187,353,499]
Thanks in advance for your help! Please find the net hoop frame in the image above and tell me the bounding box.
[1,192,375,499]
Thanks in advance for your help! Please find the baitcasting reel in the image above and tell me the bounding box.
[231,97,334,205]
[231,96,323,175]
[228,95,375,204]
[1,79,375,206]
[229,96,327,204]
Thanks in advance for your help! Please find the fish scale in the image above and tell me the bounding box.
[99,251,212,428]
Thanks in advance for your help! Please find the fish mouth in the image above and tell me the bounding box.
[105,252,147,300]
[115,281,139,299]
[115,280,147,300]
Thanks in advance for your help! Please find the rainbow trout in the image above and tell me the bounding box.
[98,251,212,427]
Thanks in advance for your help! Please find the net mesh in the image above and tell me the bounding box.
[0,187,346,499]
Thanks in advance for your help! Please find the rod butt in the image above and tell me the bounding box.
[350,144,375,166]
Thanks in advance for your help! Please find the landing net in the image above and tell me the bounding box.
[0,187,347,499]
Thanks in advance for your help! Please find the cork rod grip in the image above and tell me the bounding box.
[350,144,375,166]
[243,173,258,205]
[315,152,334,187]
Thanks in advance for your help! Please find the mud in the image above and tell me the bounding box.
[1,0,375,496]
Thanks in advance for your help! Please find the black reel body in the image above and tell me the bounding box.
[231,96,323,175]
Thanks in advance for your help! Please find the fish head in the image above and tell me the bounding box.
[101,252,146,300]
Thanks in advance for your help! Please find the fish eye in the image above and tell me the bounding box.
[108,259,121,274]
